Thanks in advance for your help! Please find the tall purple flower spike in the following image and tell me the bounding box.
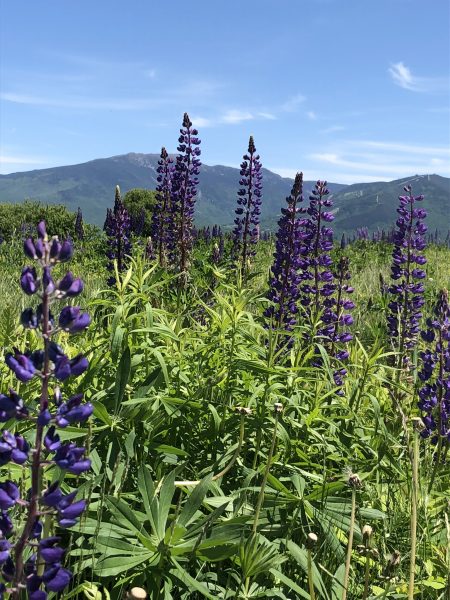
[232,136,263,274]
[152,147,175,266]
[387,185,427,361]
[418,289,450,455]
[0,220,92,597]
[169,113,201,277]
[265,172,304,341]
[104,185,133,286]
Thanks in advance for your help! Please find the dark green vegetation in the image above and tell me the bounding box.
[1,154,448,232]
[1,221,449,599]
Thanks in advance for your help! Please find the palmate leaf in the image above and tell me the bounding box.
[239,534,285,580]
[177,474,213,527]
[170,559,217,600]
[105,496,150,538]
[94,551,156,576]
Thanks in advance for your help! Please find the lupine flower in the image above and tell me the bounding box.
[53,442,91,474]
[0,431,29,465]
[0,220,92,595]
[0,481,19,510]
[131,208,146,236]
[265,172,304,337]
[0,391,28,422]
[74,207,84,241]
[58,306,91,333]
[418,289,450,447]
[298,181,335,316]
[151,147,174,266]
[387,185,427,358]
[232,136,263,274]
[104,186,132,286]
[169,114,201,276]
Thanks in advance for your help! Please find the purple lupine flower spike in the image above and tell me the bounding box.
[232,136,263,275]
[151,147,175,266]
[168,113,201,278]
[0,220,92,596]
[387,185,427,363]
[418,289,450,454]
[265,172,304,342]
[104,185,132,286]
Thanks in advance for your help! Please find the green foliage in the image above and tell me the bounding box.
[0,200,101,242]
[1,226,450,599]
[123,188,158,236]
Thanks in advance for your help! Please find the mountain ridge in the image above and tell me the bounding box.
[0,153,448,233]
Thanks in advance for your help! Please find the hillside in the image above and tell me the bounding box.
[0,154,448,232]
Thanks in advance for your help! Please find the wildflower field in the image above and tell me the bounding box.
[0,114,449,600]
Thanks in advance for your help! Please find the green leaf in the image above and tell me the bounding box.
[178,474,213,527]
[171,559,216,599]
[106,496,149,538]
[114,346,131,411]
[94,552,155,576]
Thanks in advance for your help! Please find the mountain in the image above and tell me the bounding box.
[0,153,448,233]
[330,174,450,235]
[0,153,345,227]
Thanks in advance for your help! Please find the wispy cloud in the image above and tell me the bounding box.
[281,93,306,112]
[191,116,214,128]
[0,154,52,174]
[388,61,449,92]
[320,125,345,134]
[306,110,317,120]
[220,110,254,124]
[308,138,450,178]
[192,110,276,127]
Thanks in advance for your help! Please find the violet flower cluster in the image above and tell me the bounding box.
[74,207,84,241]
[387,185,427,357]
[104,186,132,286]
[265,172,304,336]
[151,147,175,266]
[418,289,450,447]
[169,113,201,275]
[298,180,335,315]
[0,221,92,598]
[232,136,263,273]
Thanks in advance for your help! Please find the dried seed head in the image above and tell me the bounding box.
[235,406,252,416]
[347,471,362,489]
[362,524,373,541]
[306,532,318,549]
[126,588,147,600]
[273,402,284,414]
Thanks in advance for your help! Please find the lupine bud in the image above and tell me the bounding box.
[20,266,38,295]
[0,481,19,510]
[58,306,91,333]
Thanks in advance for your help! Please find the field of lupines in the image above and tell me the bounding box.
[0,113,449,599]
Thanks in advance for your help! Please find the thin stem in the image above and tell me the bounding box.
[342,487,357,600]
[252,409,280,535]
[307,549,316,600]
[408,428,419,600]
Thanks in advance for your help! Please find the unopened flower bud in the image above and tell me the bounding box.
[306,532,318,550]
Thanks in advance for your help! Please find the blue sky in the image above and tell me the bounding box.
[0,0,449,183]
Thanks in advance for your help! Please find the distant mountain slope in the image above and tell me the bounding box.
[0,153,345,226]
[331,174,450,234]
[0,154,448,232]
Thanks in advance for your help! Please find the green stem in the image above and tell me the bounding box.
[342,488,357,600]
[307,549,316,600]
[252,409,280,534]
[408,428,419,600]
[362,555,371,600]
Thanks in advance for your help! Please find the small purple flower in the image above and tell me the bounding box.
[42,563,71,592]
[58,306,91,333]
[0,511,13,537]
[55,394,93,427]
[39,537,65,564]
[0,390,28,422]
[5,350,37,382]
[0,539,11,564]
[0,481,19,510]
[0,431,29,465]
[20,266,38,295]
[44,426,61,452]
[56,491,86,528]
[53,442,91,474]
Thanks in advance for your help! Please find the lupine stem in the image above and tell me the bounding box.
[252,405,281,534]
[408,426,419,600]
[342,487,357,600]
[307,547,316,600]
[12,289,51,596]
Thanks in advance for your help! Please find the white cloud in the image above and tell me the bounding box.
[257,111,277,120]
[320,125,345,134]
[191,116,214,128]
[220,110,254,124]
[0,154,51,174]
[388,61,449,92]
[306,111,318,120]
[281,93,306,112]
